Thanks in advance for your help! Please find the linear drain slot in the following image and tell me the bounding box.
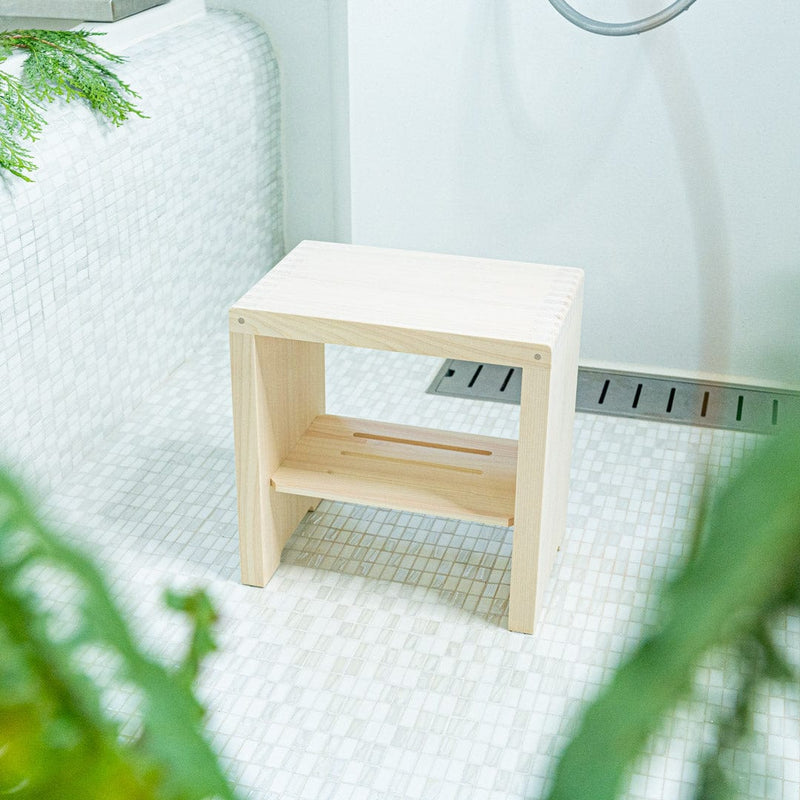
[468,364,483,388]
[426,360,800,435]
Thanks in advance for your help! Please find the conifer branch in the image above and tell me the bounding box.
[0,70,45,180]
[0,29,144,181]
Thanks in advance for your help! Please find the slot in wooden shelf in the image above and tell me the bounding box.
[271,415,518,526]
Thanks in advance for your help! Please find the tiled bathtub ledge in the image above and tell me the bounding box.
[0,10,283,493]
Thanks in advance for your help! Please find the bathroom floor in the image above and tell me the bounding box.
[43,336,799,800]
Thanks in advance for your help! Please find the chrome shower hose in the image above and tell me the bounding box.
[548,0,698,36]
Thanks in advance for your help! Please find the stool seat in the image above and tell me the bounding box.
[229,241,583,633]
[231,240,581,365]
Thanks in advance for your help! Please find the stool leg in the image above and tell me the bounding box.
[230,332,324,587]
[510,334,580,633]
[509,366,551,634]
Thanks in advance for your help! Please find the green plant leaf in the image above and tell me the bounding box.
[12,30,144,124]
[545,424,800,800]
[0,70,45,180]
[0,468,239,800]
[0,29,144,181]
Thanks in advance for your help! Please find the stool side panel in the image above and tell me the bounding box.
[536,282,583,613]
[230,333,270,583]
[509,365,552,634]
[509,280,583,633]
[230,333,325,586]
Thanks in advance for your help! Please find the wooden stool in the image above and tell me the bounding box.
[229,241,583,633]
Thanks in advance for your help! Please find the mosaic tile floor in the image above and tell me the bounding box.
[42,336,799,800]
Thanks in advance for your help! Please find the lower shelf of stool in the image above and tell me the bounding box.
[270,414,517,526]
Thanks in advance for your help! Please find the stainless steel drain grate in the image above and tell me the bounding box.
[427,361,524,405]
[427,360,800,434]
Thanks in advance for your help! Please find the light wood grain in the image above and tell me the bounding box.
[229,241,584,633]
[508,366,552,634]
[232,241,581,345]
[231,312,549,368]
[537,281,583,605]
[230,241,583,366]
[230,332,324,587]
[508,281,584,633]
[271,415,518,526]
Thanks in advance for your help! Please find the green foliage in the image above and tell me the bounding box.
[546,423,800,800]
[0,29,144,181]
[0,70,45,179]
[0,468,239,800]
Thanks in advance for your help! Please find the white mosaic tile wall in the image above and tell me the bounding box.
[0,11,283,492]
